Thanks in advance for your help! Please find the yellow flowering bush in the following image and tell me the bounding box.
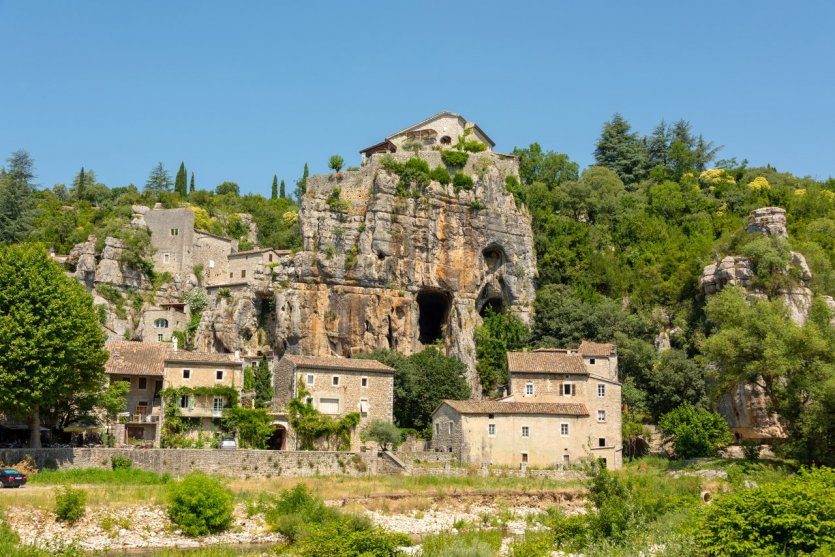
[747,176,771,191]
[699,169,735,187]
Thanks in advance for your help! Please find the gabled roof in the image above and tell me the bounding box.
[507,351,587,374]
[578,340,615,357]
[165,351,242,366]
[437,399,589,417]
[388,111,496,147]
[105,340,170,376]
[282,354,394,373]
[228,248,292,258]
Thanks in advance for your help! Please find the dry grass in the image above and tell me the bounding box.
[0,484,168,511]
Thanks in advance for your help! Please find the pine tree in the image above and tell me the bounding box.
[174,162,187,196]
[271,175,278,200]
[145,162,172,193]
[189,172,195,193]
[295,162,309,200]
[694,134,722,172]
[0,150,36,244]
[280,179,286,199]
[646,120,670,170]
[72,167,87,201]
[593,114,648,186]
[253,359,273,408]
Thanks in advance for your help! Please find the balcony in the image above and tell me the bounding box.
[178,404,226,418]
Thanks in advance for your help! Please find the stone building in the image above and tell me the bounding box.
[360,111,495,162]
[431,341,623,469]
[272,355,395,450]
[140,302,189,343]
[104,340,170,445]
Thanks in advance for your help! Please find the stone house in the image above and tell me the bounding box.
[104,340,170,445]
[140,302,188,343]
[162,350,244,440]
[272,355,395,450]
[431,341,623,469]
[360,111,495,162]
[218,248,291,286]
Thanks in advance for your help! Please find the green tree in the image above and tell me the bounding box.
[253,358,273,408]
[475,307,529,396]
[280,179,286,199]
[328,155,344,173]
[296,162,309,200]
[174,162,187,196]
[145,162,172,193]
[215,181,240,196]
[189,172,195,193]
[512,143,579,189]
[359,348,470,436]
[223,407,273,449]
[593,114,648,186]
[98,380,130,441]
[642,349,707,420]
[0,150,36,244]
[658,403,732,458]
[0,244,108,447]
[271,175,278,200]
[531,284,623,347]
[288,382,360,450]
[360,419,402,450]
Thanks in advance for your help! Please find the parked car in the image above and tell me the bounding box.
[220,438,237,449]
[1,469,27,488]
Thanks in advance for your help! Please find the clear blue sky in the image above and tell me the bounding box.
[2,1,834,196]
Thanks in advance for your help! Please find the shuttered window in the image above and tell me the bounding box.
[318,398,339,415]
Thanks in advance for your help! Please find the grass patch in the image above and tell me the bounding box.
[29,467,171,485]
[419,529,503,556]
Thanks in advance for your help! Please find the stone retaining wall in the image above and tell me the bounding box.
[0,448,376,478]
[416,466,584,480]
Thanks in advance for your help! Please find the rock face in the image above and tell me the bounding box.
[746,206,788,238]
[198,152,537,393]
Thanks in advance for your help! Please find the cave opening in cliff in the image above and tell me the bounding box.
[479,297,504,317]
[417,289,451,344]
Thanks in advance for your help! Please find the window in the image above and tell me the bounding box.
[521,453,528,463]
[269,254,273,262]
[305,397,313,405]
[318,398,339,414]
[213,397,224,412]
[138,378,147,390]
[179,395,190,408]
[599,458,607,469]
[521,426,530,437]
[435,422,440,435]
[598,384,605,398]
[488,414,494,420]
[598,437,606,448]
[182,369,191,380]
[361,376,368,388]
[241,270,246,278]
[154,318,169,329]
[306,374,314,386]
[332,376,340,386]
[157,333,164,342]
[136,400,148,413]
[562,383,575,396]
[560,423,569,436]
[170,228,179,236]
[359,398,369,415]
[216,370,224,381]
[440,135,452,145]
[488,423,496,436]
[525,383,534,396]
[597,410,606,423]
[163,253,170,264]
[448,422,453,435]
[590,358,596,365]
[229,272,233,278]
[154,380,162,394]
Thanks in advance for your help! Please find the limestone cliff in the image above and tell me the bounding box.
[196,151,538,393]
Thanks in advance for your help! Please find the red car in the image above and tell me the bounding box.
[0,468,27,488]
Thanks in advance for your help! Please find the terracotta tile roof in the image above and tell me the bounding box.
[165,351,243,365]
[228,248,292,258]
[105,340,170,376]
[440,400,589,416]
[506,351,587,374]
[283,354,394,373]
[578,340,615,357]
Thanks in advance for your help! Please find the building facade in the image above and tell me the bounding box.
[431,341,623,469]
[272,355,395,450]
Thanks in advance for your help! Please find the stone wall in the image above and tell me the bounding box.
[0,448,377,478]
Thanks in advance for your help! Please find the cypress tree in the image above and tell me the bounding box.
[174,162,187,196]
[189,172,195,193]
[295,163,309,200]
[271,175,278,200]
[280,179,286,199]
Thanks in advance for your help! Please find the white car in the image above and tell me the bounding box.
[220,438,237,449]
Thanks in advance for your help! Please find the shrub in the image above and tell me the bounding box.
[54,486,87,524]
[110,454,132,470]
[462,140,487,153]
[698,467,835,556]
[505,175,524,205]
[441,150,469,168]
[470,200,485,211]
[167,472,234,536]
[741,441,761,461]
[452,172,474,192]
[360,420,402,450]
[658,403,732,459]
[429,166,451,185]
[328,155,344,173]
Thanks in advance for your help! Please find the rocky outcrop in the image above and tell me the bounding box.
[746,206,788,238]
[195,151,537,393]
[716,381,787,442]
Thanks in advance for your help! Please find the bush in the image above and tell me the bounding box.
[658,403,732,459]
[54,486,87,524]
[441,150,469,168]
[429,166,451,185]
[452,172,474,193]
[462,140,487,153]
[110,454,132,470]
[328,155,344,173]
[167,472,234,536]
[360,420,402,450]
[698,467,835,556]
[741,441,761,461]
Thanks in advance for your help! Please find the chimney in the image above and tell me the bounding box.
[172,337,178,352]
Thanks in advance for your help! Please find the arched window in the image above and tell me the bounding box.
[440,136,452,145]
[154,318,169,329]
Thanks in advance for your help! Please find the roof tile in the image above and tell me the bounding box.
[105,341,170,376]
[578,340,615,357]
[507,351,587,374]
[283,354,394,373]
